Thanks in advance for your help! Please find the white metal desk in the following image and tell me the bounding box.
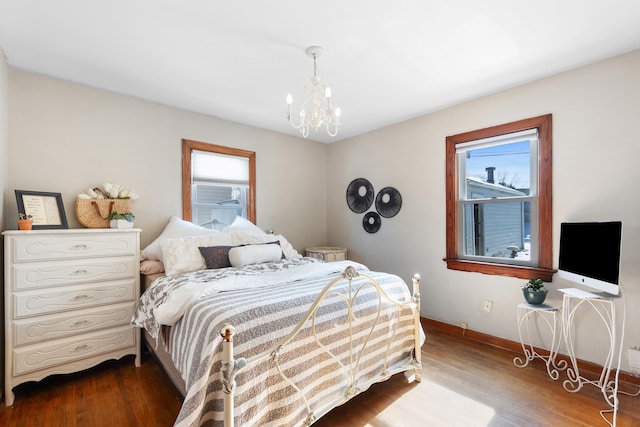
[560,289,623,425]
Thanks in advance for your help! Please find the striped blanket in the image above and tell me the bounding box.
[132,259,421,426]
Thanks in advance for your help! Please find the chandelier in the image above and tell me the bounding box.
[286,46,341,138]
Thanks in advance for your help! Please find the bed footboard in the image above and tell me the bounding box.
[220,266,423,427]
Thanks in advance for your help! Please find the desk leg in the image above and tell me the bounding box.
[514,305,535,368]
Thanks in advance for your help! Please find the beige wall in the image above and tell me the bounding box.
[0,47,8,399]
[6,70,329,251]
[0,49,7,227]
[328,49,640,367]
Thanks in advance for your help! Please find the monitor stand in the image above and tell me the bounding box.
[560,289,639,426]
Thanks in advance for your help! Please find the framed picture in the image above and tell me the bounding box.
[15,190,69,230]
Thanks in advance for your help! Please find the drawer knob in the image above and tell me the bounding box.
[72,294,92,302]
[71,269,89,276]
[69,319,93,328]
[70,344,92,353]
[70,244,89,251]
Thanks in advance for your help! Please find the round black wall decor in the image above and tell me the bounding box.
[375,187,402,218]
[363,212,382,233]
[346,178,375,213]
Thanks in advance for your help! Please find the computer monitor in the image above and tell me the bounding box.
[557,221,622,295]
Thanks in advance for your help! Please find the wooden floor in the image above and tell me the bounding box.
[1,327,639,426]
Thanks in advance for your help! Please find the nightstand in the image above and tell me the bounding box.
[513,302,566,380]
[305,246,347,262]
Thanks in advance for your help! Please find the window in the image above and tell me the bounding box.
[182,139,256,229]
[445,115,554,281]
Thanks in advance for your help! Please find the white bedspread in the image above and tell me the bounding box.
[131,259,422,427]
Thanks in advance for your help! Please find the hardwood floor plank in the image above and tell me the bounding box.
[1,326,638,426]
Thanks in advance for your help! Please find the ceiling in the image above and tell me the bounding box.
[1,1,639,143]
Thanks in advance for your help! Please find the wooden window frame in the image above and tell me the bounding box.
[445,114,555,281]
[182,139,256,224]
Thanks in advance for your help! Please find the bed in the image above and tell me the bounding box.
[132,217,424,427]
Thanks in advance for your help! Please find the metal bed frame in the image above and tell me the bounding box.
[219,266,423,426]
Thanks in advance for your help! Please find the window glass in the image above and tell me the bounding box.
[191,150,249,229]
[458,133,537,265]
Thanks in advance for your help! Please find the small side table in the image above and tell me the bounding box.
[305,246,347,262]
[514,302,567,380]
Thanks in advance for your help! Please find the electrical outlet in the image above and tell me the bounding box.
[629,347,640,374]
[461,321,468,330]
[482,299,493,313]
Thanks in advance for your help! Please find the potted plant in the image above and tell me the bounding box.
[108,211,135,229]
[522,278,548,305]
[17,213,33,230]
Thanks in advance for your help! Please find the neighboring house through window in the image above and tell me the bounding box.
[445,115,554,281]
[182,139,256,229]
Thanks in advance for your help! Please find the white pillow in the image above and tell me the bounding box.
[141,216,219,262]
[222,216,266,235]
[229,231,301,259]
[228,243,283,267]
[161,233,233,276]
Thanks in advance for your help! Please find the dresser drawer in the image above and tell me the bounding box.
[11,232,137,262]
[13,256,137,290]
[13,302,135,346]
[13,279,136,319]
[12,326,136,376]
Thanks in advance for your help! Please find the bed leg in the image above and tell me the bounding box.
[412,273,423,382]
[221,324,238,427]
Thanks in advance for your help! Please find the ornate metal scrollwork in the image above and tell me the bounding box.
[221,358,248,395]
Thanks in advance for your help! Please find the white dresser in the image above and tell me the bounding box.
[3,228,141,406]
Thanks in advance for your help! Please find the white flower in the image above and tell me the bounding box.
[86,188,98,199]
[79,183,140,200]
[103,182,122,199]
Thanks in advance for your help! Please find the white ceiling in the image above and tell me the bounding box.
[1,1,639,143]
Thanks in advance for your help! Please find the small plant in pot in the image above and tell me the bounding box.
[108,211,135,229]
[17,213,33,230]
[522,278,548,305]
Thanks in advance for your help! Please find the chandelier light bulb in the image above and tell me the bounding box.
[286,93,293,105]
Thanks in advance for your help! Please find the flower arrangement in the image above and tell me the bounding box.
[77,183,140,200]
[18,213,33,220]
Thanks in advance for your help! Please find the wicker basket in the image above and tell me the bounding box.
[75,199,132,228]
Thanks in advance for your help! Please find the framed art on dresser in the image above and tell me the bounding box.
[15,190,68,229]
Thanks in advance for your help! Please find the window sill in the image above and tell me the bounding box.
[444,258,556,282]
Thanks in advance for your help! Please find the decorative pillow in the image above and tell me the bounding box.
[229,231,301,259]
[141,216,219,262]
[222,216,266,235]
[161,233,234,276]
[228,243,283,267]
[139,259,165,275]
[199,246,233,269]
